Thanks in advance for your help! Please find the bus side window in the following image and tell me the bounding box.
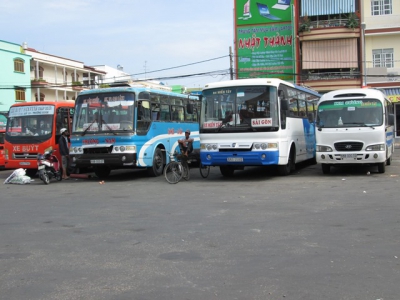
[161,105,170,121]
[289,99,299,117]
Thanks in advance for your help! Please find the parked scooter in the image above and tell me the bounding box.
[37,149,62,184]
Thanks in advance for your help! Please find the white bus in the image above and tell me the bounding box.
[199,78,321,176]
[316,88,395,174]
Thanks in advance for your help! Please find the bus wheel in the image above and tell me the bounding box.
[94,166,111,178]
[220,166,234,177]
[321,164,330,174]
[26,169,37,178]
[147,148,164,177]
[386,156,392,166]
[377,162,385,173]
[277,151,294,176]
[386,151,392,166]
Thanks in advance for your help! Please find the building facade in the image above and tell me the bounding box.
[25,43,106,102]
[297,0,362,92]
[0,40,31,112]
[297,0,400,138]
[361,0,400,137]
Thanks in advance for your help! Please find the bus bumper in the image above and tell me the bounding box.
[70,153,137,168]
[200,150,279,166]
[316,151,387,164]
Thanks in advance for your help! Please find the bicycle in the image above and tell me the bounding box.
[199,163,211,178]
[163,150,190,184]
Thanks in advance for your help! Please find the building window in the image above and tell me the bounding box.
[35,93,45,102]
[71,73,80,82]
[14,59,24,73]
[372,48,394,68]
[15,88,26,101]
[371,0,392,15]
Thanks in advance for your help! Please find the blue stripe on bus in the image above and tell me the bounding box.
[200,150,279,166]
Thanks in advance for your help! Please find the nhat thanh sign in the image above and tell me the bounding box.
[236,24,294,80]
[234,0,295,81]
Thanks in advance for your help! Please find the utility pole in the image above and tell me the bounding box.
[229,46,234,80]
[143,61,147,79]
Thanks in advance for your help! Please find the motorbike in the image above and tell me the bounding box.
[37,149,62,184]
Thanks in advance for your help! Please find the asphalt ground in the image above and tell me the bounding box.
[1,149,400,300]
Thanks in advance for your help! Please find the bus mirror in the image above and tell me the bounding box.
[280,99,289,111]
[187,103,194,114]
[388,114,395,126]
[138,92,150,101]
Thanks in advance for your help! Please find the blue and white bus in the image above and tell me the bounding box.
[199,78,321,176]
[316,88,395,174]
[70,84,200,178]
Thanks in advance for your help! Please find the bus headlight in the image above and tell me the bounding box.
[125,146,136,151]
[366,144,385,151]
[316,145,333,152]
[201,143,218,151]
[112,145,136,153]
[253,143,277,150]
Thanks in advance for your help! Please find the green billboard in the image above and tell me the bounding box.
[236,24,294,80]
[236,0,293,26]
[235,0,295,81]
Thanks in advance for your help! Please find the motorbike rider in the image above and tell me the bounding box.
[59,128,70,179]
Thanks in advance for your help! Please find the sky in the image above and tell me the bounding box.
[1,0,234,88]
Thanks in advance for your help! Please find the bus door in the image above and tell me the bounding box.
[55,107,74,152]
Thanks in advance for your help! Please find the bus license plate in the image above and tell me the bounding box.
[227,157,243,162]
[91,159,104,164]
[341,154,357,159]
[19,162,30,165]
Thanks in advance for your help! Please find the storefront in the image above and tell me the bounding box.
[383,88,400,139]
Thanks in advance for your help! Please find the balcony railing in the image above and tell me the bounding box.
[300,17,360,32]
[304,71,361,81]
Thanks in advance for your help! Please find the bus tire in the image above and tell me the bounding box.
[321,164,330,174]
[386,148,392,166]
[278,149,294,176]
[220,166,234,177]
[94,166,111,178]
[377,162,385,173]
[386,156,392,166]
[147,148,164,177]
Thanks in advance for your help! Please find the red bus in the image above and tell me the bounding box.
[4,101,74,177]
[0,112,7,169]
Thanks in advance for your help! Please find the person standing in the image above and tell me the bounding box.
[59,128,70,179]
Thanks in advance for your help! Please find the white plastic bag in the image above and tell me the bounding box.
[4,168,32,184]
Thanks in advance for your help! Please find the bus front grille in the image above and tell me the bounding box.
[14,153,39,159]
[84,147,112,154]
[334,142,363,152]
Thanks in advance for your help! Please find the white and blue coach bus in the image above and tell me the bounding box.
[199,78,321,176]
[70,83,200,178]
[316,88,394,174]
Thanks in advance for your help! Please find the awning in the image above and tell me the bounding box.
[383,88,400,102]
[301,0,355,17]
[302,39,358,69]
[383,88,400,95]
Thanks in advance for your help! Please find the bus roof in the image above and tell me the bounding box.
[9,100,75,108]
[203,78,321,97]
[78,86,199,100]
[319,88,389,102]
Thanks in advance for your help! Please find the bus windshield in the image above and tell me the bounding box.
[200,86,279,132]
[73,92,138,133]
[6,105,55,138]
[317,99,383,128]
